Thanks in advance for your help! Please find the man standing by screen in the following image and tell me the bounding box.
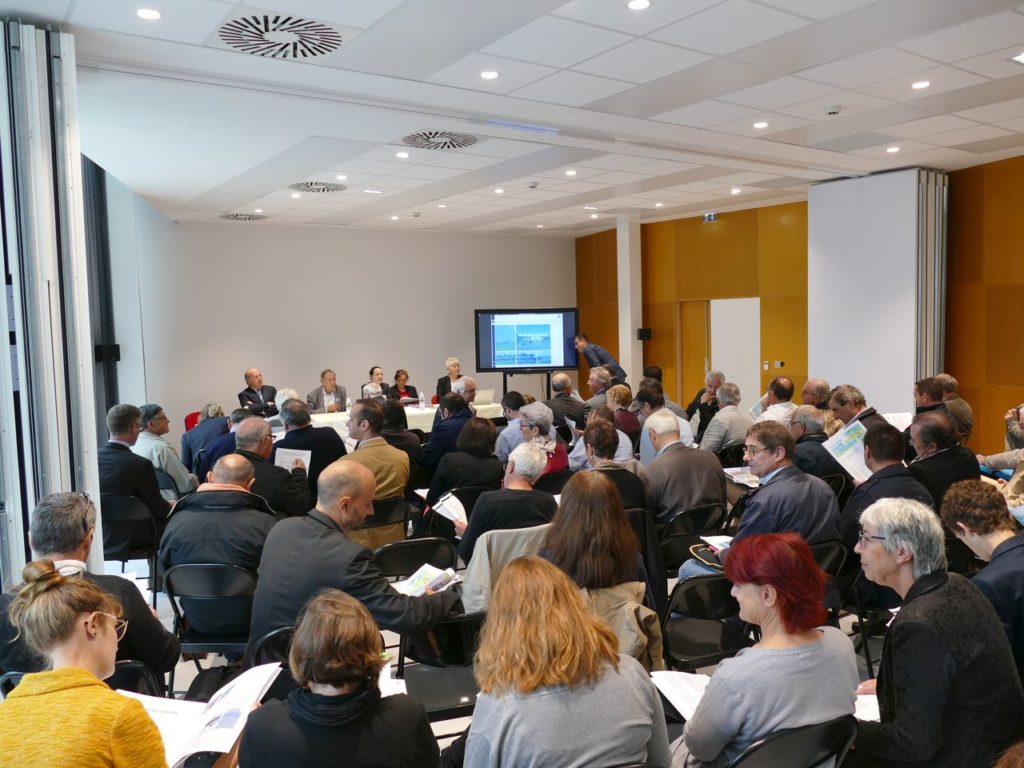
[574,334,627,383]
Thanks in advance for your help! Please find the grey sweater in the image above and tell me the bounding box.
[673,626,858,768]
[465,654,671,767]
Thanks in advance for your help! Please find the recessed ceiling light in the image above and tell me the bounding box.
[1011,52,1024,65]
[589,213,599,219]
[536,224,545,229]
[494,188,504,194]
[886,146,900,154]
[911,80,930,90]
[395,151,409,159]
[480,70,499,80]
[290,192,301,199]
[753,121,768,130]
[654,202,665,208]
[390,215,399,221]
[731,187,742,195]
[136,8,161,20]
[583,205,598,210]
[627,0,651,9]
[254,208,263,213]
[335,174,347,181]
[565,169,577,177]
[437,204,447,208]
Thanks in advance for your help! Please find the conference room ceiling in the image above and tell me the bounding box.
[6,0,1024,234]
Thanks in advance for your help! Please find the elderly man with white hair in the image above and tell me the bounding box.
[519,400,569,477]
[698,382,753,456]
[851,498,1024,768]
[453,442,558,563]
[644,408,725,526]
[685,369,726,443]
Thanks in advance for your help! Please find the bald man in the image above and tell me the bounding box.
[158,454,279,633]
[801,378,831,410]
[234,417,310,517]
[248,461,460,652]
[238,367,278,417]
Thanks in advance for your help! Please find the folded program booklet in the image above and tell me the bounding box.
[394,564,461,597]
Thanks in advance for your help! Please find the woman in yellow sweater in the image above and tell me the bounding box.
[0,559,167,767]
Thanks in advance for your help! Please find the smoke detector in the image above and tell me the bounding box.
[401,130,479,151]
[220,213,267,222]
[219,15,343,59]
[288,181,346,193]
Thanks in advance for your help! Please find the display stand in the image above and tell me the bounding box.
[501,370,557,400]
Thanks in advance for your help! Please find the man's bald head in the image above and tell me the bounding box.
[316,461,376,530]
[210,454,255,488]
[234,417,271,452]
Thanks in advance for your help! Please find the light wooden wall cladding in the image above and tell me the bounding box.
[948,155,1024,453]
[575,228,619,397]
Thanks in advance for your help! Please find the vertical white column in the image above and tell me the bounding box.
[616,219,643,383]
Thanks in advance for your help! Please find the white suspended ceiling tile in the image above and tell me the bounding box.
[648,0,810,56]
[425,52,556,94]
[585,170,650,184]
[578,154,662,170]
[895,11,1024,64]
[239,0,405,28]
[995,115,1024,132]
[396,165,466,180]
[532,166,606,180]
[776,90,891,121]
[955,96,1024,124]
[333,158,408,175]
[543,180,609,192]
[69,0,234,44]
[356,145,430,163]
[466,138,548,158]
[924,124,1014,147]
[572,38,710,84]
[953,46,1024,80]
[796,47,937,89]
[850,139,936,157]
[511,70,633,107]
[423,153,505,170]
[713,171,780,184]
[857,65,988,101]
[630,159,702,174]
[652,99,760,127]
[551,0,722,35]
[360,175,434,189]
[718,76,838,111]
[505,189,571,200]
[670,180,727,192]
[883,114,980,139]
[712,112,810,136]
[481,14,632,69]
[752,0,874,20]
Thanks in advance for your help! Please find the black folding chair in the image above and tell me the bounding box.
[154,468,179,500]
[660,502,727,576]
[249,625,295,666]
[820,474,847,501]
[662,575,754,672]
[448,485,494,521]
[363,496,410,543]
[100,494,159,608]
[163,563,258,695]
[106,660,165,697]
[725,715,857,767]
[716,443,747,469]
[626,507,667,618]
[721,492,751,535]
[534,469,574,495]
[0,671,23,699]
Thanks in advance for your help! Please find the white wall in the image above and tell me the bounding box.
[808,170,920,415]
[106,179,576,447]
[710,297,760,410]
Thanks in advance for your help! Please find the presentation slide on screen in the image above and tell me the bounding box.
[479,311,575,370]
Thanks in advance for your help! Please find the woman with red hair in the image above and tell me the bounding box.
[672,533,858,767]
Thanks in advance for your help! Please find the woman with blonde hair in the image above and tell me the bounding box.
[607,383,641,445]
[239,589,437,767]
[465,556,670,767]
[0,560,165,767]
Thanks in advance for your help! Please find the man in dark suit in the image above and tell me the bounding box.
[98,403,170,525]
[180,403,229,474]
[789,405,852,502]
[196,408,253,480]
[270,398,347,496]
[828,384,889,431]
[644,408,725,526]
[0,492,179,675]
[904,376,948,462]
[545,372,586,430]
[238,367,278,417]
[421,392,472,475]
[234,417,310,517]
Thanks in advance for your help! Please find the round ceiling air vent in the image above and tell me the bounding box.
[220,213,267,222]
[402,130,479,151]
[219,16,343,59]
[289,181,346,193]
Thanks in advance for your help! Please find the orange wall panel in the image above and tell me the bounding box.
[642,222,677,303]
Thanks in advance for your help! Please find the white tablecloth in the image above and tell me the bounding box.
[311,402,503,444]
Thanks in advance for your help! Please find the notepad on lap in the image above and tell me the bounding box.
[651,671,711,721]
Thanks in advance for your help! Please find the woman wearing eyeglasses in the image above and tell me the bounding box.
[0,559,166,767]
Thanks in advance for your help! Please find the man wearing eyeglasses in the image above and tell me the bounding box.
[98,403,171,526]
[131,404,198,501]
[0,492,180,676]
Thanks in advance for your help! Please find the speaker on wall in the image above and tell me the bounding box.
[637,328,652,341]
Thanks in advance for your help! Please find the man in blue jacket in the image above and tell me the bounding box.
[574,334,627,382]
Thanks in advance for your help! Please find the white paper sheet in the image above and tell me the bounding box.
[701,535,733,551]
[882,412,913,432]
[822,420,871,483]
[433,493,467,525]
[651,671,712,721]
[723,467,759,488]
[274,448,311,472]
[855,694,880,722]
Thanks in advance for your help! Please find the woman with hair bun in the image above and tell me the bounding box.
[0,560,165,767]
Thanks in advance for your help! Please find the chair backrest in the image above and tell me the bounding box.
[809,541,847,579]
[406,611,486,667]
[726,715,857,768]
[249,625,295,666]
[184,411,201,431]
[662,502,727,539]
[721,492,751,535]
[364,496,409,530]
[99,495,157,561]
[449,485,494,519]
[533,469,573,495]
[625,507,667,618]
[105,660,164,697]
[373,537,458,579]
[164,563,259,632]
[819,474,846,500]
[430,394,439,406]
[666,574,741,622]
[716,443,747,469]
[0,670,24,699]
[462,523,553,612]
[153,468,177,495]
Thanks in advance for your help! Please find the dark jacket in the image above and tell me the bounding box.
[733,464,840,546]
[237,449,310,518]
[383,430,422,467]
[180,417,229,475]
[590,464,647,511]
[422,409,472,475]
[239,385,278,417]
[907,444,980,509]
[581,342,627,382]
[196,429,238,481]
[645,442,726,525]
[436,376,455,401]
[854,571,1024,767]
[793,433,852,502]
[545,392,586,430]
[248,511,459,654]
[426,451,503,507]
[271,425,348,496]
[387,385,419,401]
[239,687,439,768]
[98,442,168,522]
[973,535,1024,684]
[840,464,933,551]
[685,387,720,444]
[848,406,889,431]
[457,488,558,564]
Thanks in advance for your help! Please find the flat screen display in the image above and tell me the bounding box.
[474,308,579,373]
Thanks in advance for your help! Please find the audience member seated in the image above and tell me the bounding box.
[131,403,198,500]
[426,416,502,507]
[179,402,228,475]
[306,367,346,413]
[545,372,585,429]
[387,368,418,402]
[238,367,278,417]
[436,355,463,400]
[941,480,1024,681]
[754,376,796,425]
[248,462,460,654]
[583,419,647,510]
[422,393,472,475]
[239,590,438,768]
[583,365,612,415]
[0,492,179,676]
[518,401,568,476]
[271,399,348,496]
[636,367,687,417]
[697,382,753,456]
[159,454,279,634]
[452,375,478,411]
[541,472,659,666]
[381,401,422,466]
[464,557,670,767]
[644,409,725,527]
[607,384,641,446]
[496,391,529,464]
[454,442,557,564]
[197,407,252,480]
[827,384,888,430]
[789,405,852,490]
[800,377,831,410]
[934,373,973,444]
[98,403,170,526]
[636,385,696,465]
[0,560,165,767]
[907,411,980,510]
[568,404,633,471]
[1007,403,1024,450]
[685,369,725,443]
[671,533,857,767]
[904,376,949,462]
[851,498,1024,766]
[360,365,389,402]
[234,417,310,517]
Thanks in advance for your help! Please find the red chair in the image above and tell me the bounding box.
[430,394,439,405]
[184,411,201,431]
